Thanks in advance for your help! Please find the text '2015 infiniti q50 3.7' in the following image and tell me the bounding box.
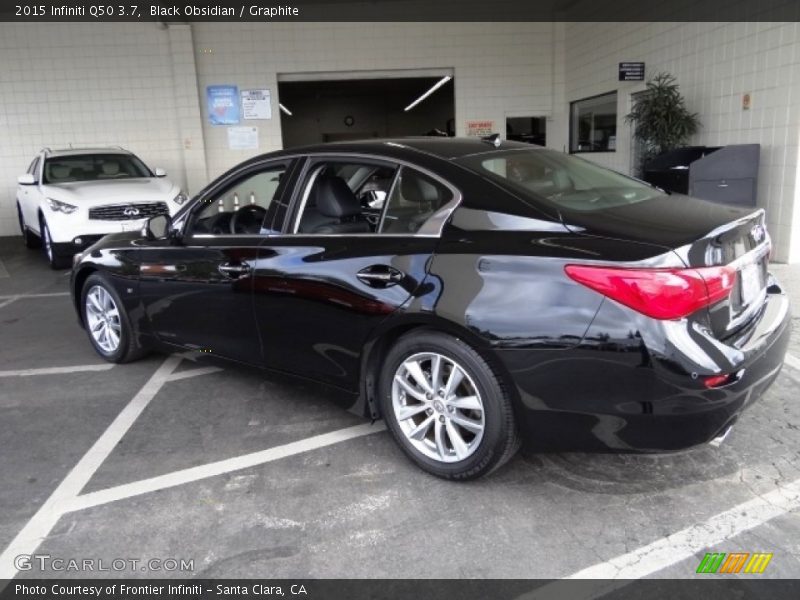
[70,137,791,479]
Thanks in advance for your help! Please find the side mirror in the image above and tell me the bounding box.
[17,174,36,185]
[154,168,167,177]
[143,214,172,240]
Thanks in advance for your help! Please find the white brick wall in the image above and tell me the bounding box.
[0,23,191,238]
[191,21,556,177]
[564,22,800,262]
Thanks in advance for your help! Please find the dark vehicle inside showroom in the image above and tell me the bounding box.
[69,138,790,480]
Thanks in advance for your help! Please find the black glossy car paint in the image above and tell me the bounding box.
[71,138,791,453]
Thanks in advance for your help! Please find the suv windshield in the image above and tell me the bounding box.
[459,149,662,212]
[43,154,152,184]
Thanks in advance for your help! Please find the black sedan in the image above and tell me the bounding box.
[70,138,791,479]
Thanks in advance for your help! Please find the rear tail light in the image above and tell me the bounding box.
[564,264,736,320]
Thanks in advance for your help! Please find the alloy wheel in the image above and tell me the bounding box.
[391,352,485,463]
[84,285,122,353]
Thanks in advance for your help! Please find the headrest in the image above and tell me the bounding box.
[401,173,440,204]
[314,175,361,218]
[49,165,72,179]
[101,161,121,175]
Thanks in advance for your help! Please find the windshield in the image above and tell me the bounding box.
[459,149,662,212]
[43,154,152,184]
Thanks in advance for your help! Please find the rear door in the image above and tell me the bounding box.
[251,155,459,389]
[137,157,298,364]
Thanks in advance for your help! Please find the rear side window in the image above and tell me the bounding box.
[380,168,453,234]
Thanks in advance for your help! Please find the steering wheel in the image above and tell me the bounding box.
[230,204,268,234]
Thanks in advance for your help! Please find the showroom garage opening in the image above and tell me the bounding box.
[277,70,455,148]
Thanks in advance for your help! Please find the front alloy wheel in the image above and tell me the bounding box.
[81,273,148,363]
[84,285,122,354]
[380,331,519,480]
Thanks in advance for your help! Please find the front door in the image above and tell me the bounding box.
[137,158,297,364]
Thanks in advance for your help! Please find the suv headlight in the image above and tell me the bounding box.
[172,191,188,205]
[46,198,78,214]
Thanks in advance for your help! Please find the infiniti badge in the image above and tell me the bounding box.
[123,206,140,217]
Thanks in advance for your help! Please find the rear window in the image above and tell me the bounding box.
[459,149,661,212]
[43,154,152,184]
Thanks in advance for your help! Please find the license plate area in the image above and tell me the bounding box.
[737,257,767,309]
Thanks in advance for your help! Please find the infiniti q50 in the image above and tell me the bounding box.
[70,138,790,479]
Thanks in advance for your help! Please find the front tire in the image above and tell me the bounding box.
[81,273,147,363]
[379,330,520,480]
[40,217,70,269]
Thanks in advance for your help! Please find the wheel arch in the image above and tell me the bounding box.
[72,265,99,326]
[358,314,521,421]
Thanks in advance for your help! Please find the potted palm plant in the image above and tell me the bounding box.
[625,72,700,176]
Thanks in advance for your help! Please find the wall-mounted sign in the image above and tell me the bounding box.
[228,126,259,150]
[241,89,272,120]
[618,62,645,81]
[207,85,240,125]
[466,120,494,137]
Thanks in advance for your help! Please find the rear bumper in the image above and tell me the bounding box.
[497,277,791,452]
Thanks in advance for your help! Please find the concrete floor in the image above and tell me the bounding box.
[1,236,799,581]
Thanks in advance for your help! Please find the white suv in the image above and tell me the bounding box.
[16,147,188,268]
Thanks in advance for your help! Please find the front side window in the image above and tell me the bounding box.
[570,92,617,153]
[42,154,152,183]
[190,164,288,235]
[460,149,661,212]
[27,157,40,179]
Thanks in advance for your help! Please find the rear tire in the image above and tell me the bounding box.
[378,330,520,480]
[81,272,148,363]
[17,205,40,249]
[40,217,70,269]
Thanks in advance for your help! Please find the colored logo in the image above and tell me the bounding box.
[696,552,773,574]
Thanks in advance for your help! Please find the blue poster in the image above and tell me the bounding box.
[206,85,240,125]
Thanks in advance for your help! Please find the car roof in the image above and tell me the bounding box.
[44,147,132,158]
[279,137,540,161]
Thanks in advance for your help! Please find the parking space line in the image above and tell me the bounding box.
[523,477,800,598]
[0,364,115,378]
[784,353,800,372]
[0,355,189,579]
[0,292,70,310]
[0,292,70,300]
[67,421,387,513]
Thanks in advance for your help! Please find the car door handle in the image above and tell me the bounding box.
[357,265,405,288]
[218,262,251,278]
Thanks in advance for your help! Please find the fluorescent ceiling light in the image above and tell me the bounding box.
[279,103,293,116]
[404,76,452,112]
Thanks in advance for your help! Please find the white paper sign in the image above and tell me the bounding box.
[227,126,259,150]
[241,89,272,120]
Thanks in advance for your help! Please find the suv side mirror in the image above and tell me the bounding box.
[17,174,36,185]
[143,214,172,240]
[154,168,167,177]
